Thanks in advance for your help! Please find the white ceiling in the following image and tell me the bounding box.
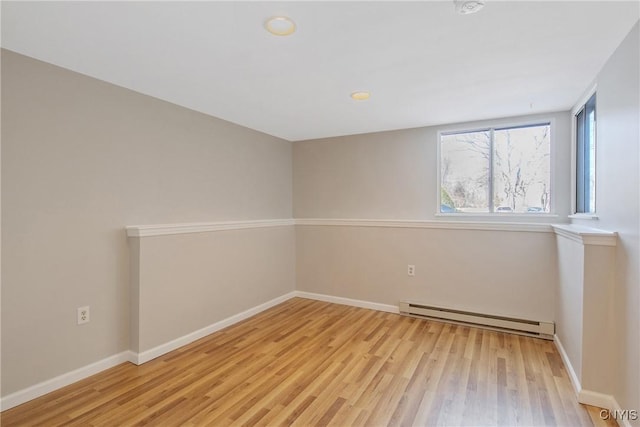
[2,1,638,141]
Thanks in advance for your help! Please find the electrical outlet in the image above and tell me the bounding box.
[77,306,90,325]
[407,265,415,276]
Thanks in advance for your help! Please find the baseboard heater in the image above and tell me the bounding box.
[399,301,554,340]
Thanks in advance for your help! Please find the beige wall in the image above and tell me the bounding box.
[555,236,584,382]
[134,226,295,353]
[293,112,570,322]
[297,225,557,321]
[572,21,639,422]
[294,127,433,219]
[1,50,293,395]
[294,111,572,221]
[581,244,615,394]
[2,20,638,415]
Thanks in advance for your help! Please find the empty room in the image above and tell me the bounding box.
[1,1,639,426]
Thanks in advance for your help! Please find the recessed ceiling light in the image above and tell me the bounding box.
[351,91,371,101]
[265,16,296,36]
[454,0,485,15]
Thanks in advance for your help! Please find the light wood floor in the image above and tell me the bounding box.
[2,298,615,426]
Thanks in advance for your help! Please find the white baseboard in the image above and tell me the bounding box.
[1,292,298,411]
[2,291,396,412]
[610,397,635,427]
[0,291,402,413]
[553,334,581,396]
[579,392,634,427]
[578,389,616,410]
[0,351,134,411]
[5,294,628,422]
[133,291,298,364]
[294,291,399,314]
[554,334,623,417]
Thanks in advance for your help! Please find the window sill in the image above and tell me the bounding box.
[435,213,559,219]
[568,214,599,220]
[296,218,552,233]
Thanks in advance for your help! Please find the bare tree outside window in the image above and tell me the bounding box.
[440,123,551,213]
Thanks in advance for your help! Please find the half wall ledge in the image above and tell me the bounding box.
[551,224,617,246]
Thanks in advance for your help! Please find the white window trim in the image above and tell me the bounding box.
[571,84,597,218]
[436,118,556,218]
[435,212,560,218]
[568,213,599,220]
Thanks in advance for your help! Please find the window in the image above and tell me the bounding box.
[439,123,551,214]
[575,93,596,214]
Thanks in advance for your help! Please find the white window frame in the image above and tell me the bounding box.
[569,85,598,220]
[436,118,557,217]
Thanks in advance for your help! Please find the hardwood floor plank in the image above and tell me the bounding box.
[2,298,606,426]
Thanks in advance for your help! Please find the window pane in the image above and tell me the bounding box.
[440,130,490,213]
[586,94,596,213]
[576,109,587,212]
[493,124,551,213]
[576,93,596,214]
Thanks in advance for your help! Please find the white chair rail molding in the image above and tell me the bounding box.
[127,219,297,364]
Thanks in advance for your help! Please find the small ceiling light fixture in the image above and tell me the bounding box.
[350,91,371,101]
[265,16,296,36]
[454,0,485,15]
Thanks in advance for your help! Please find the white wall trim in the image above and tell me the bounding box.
[294,291,399,314]
[1,291,398,410]
[608,398,636,427]
[554,335,620,415]
[571,393,634,427]
[554,334,582,396]
[126,219,295,237]
[295,218,552,233]
[578,392,635,427]
[578,389,616,412]
[2,292,299,409]
[126,218,555,238]
[0,351,134,411]
[4,294,624,416]
[133,291,298,364]
[552,224,617,246]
